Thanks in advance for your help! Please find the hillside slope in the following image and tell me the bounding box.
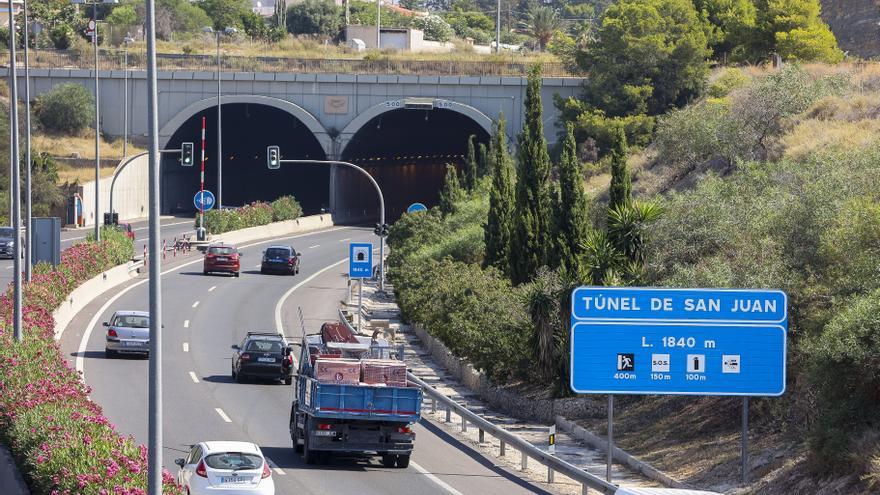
[821,0,880,58]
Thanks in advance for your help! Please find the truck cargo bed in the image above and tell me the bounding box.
[298,376,422,422]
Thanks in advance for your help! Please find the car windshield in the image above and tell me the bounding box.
[245,340,283,353]
[204,452,262,471]
[208,247,235,255]
[265,248,290,258]
[0,228,14,237]
[112,315,150,328]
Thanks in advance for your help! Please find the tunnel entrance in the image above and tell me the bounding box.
[162,103,328,215]
[338,108,490,222]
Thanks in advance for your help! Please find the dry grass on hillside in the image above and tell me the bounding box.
[57,165,116,185]
[32,133,144,161]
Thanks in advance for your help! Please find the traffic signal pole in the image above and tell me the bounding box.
[199,117,206,235]
[272,156,386,291]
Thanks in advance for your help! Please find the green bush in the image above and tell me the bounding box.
[286,0,342,37]
[34,83,94,134]
[707,67,750,98]
[270,195,303,221]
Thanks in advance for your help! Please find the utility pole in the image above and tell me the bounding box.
[92,0,100,241]
[495,0,501,53]
[376,0,381,49]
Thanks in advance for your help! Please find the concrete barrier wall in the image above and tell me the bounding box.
[53,260,143,340]
[79,153,149,227]
[212,214,334,247]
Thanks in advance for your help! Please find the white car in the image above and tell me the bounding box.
[175,441,275,495]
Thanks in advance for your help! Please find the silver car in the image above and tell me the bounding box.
[104,310,150,358]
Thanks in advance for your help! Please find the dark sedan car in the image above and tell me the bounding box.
[203,244,241,277]
[260,245,300,275]
[231,332,294,384]
[0,227,17,259]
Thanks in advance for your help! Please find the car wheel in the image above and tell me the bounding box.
[260,268,266,274]
[105,348,116,359]
[381,454,396,468]
[203,270,209,275]
[234,271,240,278]
[284,376,293,386]
[396,454,410,469]
[231,364,237,380]
[235,370,245,384]
[303,420,318,465]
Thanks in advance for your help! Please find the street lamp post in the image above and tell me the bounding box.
[8,0,22,342]
[122,34,134,158]
[202,26,236,209]
[376,0,381,50]
[72,0,118,241]
[23,0,32,281]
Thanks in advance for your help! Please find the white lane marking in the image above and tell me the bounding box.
[265,457,286,476]
[74,226,351,378]
[411,461,465,495]
[338,238,351,242]
[254,264,262,268]
[208,285,217,292]
[5,265,11,270]
[132,220,191,232]
[274,258,349,333]
[215,408,232,423]
[308,245,320,249]
[61,235,87,244]
[183,320,190,328]
[182,342,189,352]
[188,371,200,383]
[191,301,199,308]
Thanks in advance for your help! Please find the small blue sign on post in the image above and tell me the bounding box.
[193,190,216,211]
[570,287,787,396]
[349,243,373,279]
[406,203,428,214]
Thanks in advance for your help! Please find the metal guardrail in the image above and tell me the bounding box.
[407,371,618,495]
[19,48,580,77]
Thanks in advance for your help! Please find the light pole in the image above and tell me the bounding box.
[23,0,32,281]
[8,0,22,342]
[202,26,236,210]
[122,33,134,158]
[495,0,501,53]
[143,0,162,490]
[72,0,118,241]
[376,0,381,49]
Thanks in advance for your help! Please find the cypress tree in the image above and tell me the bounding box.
[464,135,478,191]
[483,115,515,275]
[608,125,631,211]
[556,123,590,279]
[511,65,553,285]
[477,142,489,179]
[438,164,463,216]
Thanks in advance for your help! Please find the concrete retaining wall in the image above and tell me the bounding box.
[411,323,604,422]
[79,153,149,228]
[53,260,143,340]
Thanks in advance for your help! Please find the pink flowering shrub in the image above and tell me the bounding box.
[0,228,185,494]
[201,196,301,234]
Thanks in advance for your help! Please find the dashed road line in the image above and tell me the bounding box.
[338,238,351,242]
[188,371,200,383]
[191,301,200,308]
[254,264,262,268]
[182,342,189,352]
[208,285,217,292]
[265,458,286,476]
[411,462,465,495]
[183,319,190,328]
[215,408,232,423]
[308,245,320,249]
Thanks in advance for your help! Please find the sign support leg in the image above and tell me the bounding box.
[607,394,613,483]
[742,397,749,485]
[357,279,363,334]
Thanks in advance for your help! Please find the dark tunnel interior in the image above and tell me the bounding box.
[161,104,490,223]
[162,103,328,215]
[339,108,490,222]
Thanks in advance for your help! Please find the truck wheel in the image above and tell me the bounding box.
[381,455,396,468]
[303,421,318,465]
[291,410,304,453]
[396,455,410,469]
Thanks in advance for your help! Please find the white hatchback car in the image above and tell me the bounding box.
[175,441,275,495]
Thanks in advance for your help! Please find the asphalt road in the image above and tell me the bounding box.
[0,216,195,288]
[59,226,550,495]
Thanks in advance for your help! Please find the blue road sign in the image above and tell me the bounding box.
[193,190,216,211]
[407,203,428,214]
[570,287,787,397]
[349,243,373,279]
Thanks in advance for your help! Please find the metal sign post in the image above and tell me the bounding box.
[569,287,788,487]
[607,395,613,483]
[349,243,373,335]
[742,397,749,484]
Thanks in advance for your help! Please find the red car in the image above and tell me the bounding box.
[203,244,241,277]
[116,222,135,241]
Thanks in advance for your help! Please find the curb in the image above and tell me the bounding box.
[0,443,29,495]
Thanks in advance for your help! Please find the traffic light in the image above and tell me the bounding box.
[374,223,389,237]
[381,223,389,236]
[374,223,382,236]
[181,142,194,166]
[267,145,280,169]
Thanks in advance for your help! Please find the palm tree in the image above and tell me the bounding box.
[527,6,561,52]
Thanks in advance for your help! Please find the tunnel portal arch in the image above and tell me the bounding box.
[335,99,493,222]
[160,97,331,215]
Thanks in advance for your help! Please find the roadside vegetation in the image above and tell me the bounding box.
[201,195,303,234]
[0,227,186,493]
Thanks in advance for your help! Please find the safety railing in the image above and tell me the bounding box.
[16,49,580,77]
[407,371,619,495]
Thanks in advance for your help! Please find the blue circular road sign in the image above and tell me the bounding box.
[194,190,216,211]
[407,202,427,214]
